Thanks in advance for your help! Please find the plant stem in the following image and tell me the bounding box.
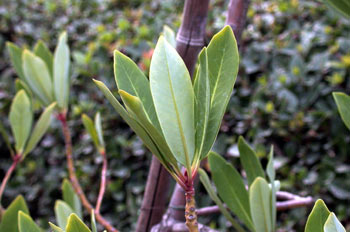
[185,188,198,232]
[0,154,21,204]
[96,149,107,213]
[57,112,118,232]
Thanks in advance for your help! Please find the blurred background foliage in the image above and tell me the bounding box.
[0,0,349,231]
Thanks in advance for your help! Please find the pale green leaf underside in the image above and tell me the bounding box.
[266,146,276,230]
[150,36,195,167]
[209,152,254,230]
[162,25,176,47]
[324,213,346,232]
[82,114,100,150]
[54,200,74,229]
[95,112,105,148]
[333,92,350,130]
[249,177,272,232]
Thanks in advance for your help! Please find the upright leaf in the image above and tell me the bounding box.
[54,32,70,109]
[23,102,56,157]
[193,48,210,160]
[18,211,41,232]
[150,36,195,167]
[162,25,176,47]
[22,50,54,105]
[62,179,82,218]
[266,146,276,230]
[114,50,161,131]
[0,121,15,156]
[305,199,331,232]
[238,136,265,186]
[34,40,53,77]
[209,152,254,230]
[333,92,350,130]
[0,195,29,232]
[82,114,100,149]
[202,26,239,158]
[324,213,346,232]
[9,90,33,154]
[65,214,91,232]
[54,200,74,229]
[6,42,25,80]
[94,112,105,148]
[15,79,34,101]
[199,168,245,232]
[91,210,97,232]
[249,177,272,232]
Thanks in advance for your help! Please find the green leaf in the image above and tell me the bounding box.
[94,112,105,148]
[162,25,176,47]
[65,214,91,232]
[198,168,245,232]
[323,0,350,18]
[91,210,97,232]
[250,177,272,232]
[23,102,56,157]
[93,80,173,173]
[333,92,350,130]
[0,121,15,156]
[208,151,254,230]
[62,179,82,218]
[193,48,210,161]
[6,42,25,80]
[238,136,265,186]
[9,90,33,154]
[34,40,53,77]
[202,26,239,158]
[49,222,64,232]
[54,200,75,229]
[18,211,41,232]
[82,114,100,150]
[22,50,54,105]
[150,36,195,168]
[0,195,29,232]
[119,90,178,171]
[114,50,161,132]
[15,79,34,101]
[54,32,70,109]
[266,146,276,230]
[324,213,346,232]
[305,199,331,232]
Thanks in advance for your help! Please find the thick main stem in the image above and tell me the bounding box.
[96,149,108,213]
[0,154,21,204]
[57,112,118,232]
[185,188,198,232]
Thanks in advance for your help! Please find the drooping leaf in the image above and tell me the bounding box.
[162,25,176,47]
[23,102,56,157]
[114,50,161,131]
[323,0,350,18]
[150,36,195,168]
[305,199,331,232]
[202,26,239,159]
[62,179,82,218]
[333,92,350,130]
[193,48,210,160]
[249,177,272,232]
[54,200,75,229]
[9,90,33,154]
[199,168,245,232]
[54,32,70,110]
[266,146,276,230]
[208,152,254,230]
[119,90,178,171]
[6,42,25,80]
[0,121,15,156]
[49,222,64,232]
[94,112,105,148]
[324,213,346,232]
[91,210,97,232]
[18,211,41,232]
[238,136,265,186]
[34,40,53,77]
[0,195,29,232]
[82,114,100,150]
[22,50,54,105]
[65,214,91,232]
[93,80,172,173]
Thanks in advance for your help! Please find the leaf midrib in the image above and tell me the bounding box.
[210,43,227,106]
[257,183,269,232]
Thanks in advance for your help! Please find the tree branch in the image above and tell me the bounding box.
[57,112,118,232]
[0,154,21,204]
[225,0,250,45]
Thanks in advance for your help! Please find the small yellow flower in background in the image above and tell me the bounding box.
[265,101,275,113]
[341,54,350,67]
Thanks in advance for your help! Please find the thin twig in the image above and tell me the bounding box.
[57,112,118,232]
[0,154,21,204]
[95,149,108,213]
